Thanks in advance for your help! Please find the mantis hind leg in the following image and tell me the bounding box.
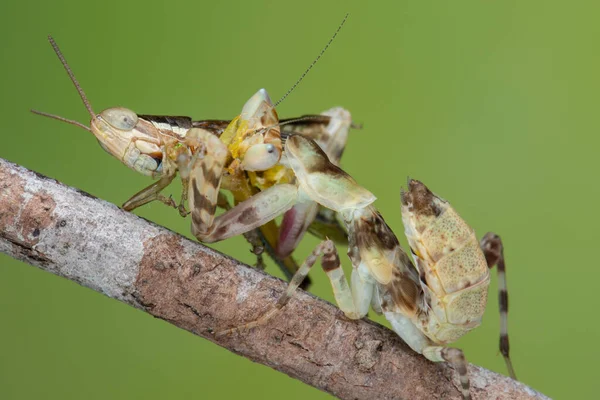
[480,232,517,380]
[383,311,472,399]
[423,346,472,400]
[217,239,373,337]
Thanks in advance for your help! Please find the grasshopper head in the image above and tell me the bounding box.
[238,89,282,171]
[32,36,164,177]
[91,107,164,176]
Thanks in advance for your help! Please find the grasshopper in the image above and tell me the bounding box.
[31,15,353,282]
[218,174,516,399]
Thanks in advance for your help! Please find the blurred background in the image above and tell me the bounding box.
[1,1,597,399]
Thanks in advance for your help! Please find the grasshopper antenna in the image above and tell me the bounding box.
[31,36,95,132]
[30,109,91,132]
[273,13,349,108]
[47,36,95,118]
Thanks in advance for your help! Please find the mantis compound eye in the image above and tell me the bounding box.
[100,107,139,131]
[241,143,280,171]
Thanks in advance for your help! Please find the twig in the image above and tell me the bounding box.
[0,158,549,400]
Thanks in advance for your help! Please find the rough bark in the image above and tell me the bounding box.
[0,158,549,400]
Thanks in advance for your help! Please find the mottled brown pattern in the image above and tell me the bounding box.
[381,252,422,316]
[261,107,281,149]
[287,134,349,180]
[354,339,383,372]
[237,207,259,225]
[481,232,502,268]
[191,180,216,227]
[260,107,279,127]
[402,179,442,217]
[202,167,221,189]
[346,233,360,267]
[441,348,471,400]
[0,168,24,237]
[319,163,348,180]
[135,233,232,329]
[0,167,56,246]
[321,251,340,272]
[280,118,331,152]
[354,210,400,251]
[214,224,229,239]
[288,134,328,172]
[19,190,56,243]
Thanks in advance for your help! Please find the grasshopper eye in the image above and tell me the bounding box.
[100,108,139,131]
[241,143,280,171]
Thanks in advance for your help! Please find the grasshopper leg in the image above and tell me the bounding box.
[480,232,517,380]
[122,174,177,211]
[121,133,187,213]
[175,175,190,217]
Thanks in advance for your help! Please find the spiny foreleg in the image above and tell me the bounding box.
[192,183,298,243]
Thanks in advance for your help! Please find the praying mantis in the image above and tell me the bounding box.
[32,16,517,399]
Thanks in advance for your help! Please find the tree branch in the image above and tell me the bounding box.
[0,158,548,400]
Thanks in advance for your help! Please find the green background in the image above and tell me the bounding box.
[1,1,597,399]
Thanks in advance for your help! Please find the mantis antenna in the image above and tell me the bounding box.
[273,13,349,108]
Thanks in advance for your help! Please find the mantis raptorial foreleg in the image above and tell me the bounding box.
[192,184,298,243]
